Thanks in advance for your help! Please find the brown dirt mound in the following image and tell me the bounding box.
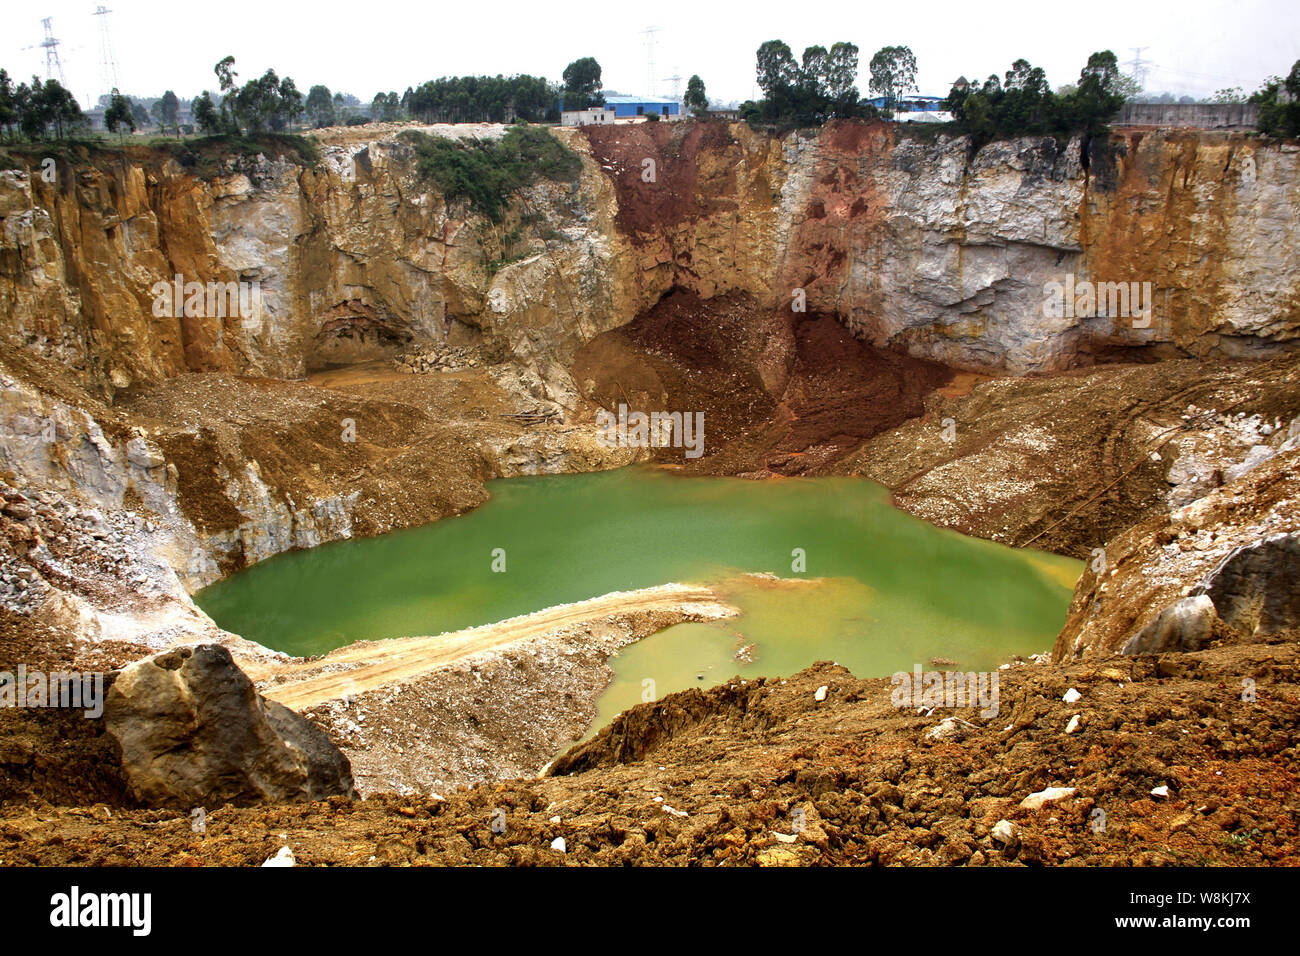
[835,354,1300,557]
[582,121,738,239]
[4,643,1296,866]
[571,289,950,475]
[0,611,145,808]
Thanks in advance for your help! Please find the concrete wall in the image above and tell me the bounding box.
[1114,102,1259,129]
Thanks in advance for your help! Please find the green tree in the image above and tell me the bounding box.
[39,79,83,139]
[755,40,805,122]
[800,45,830,97]
[276,76,304,130]
[562,57,603,110]
[193,91,220,134]
[756,40,799,98]
[998,59,1051,130]
[156,89,179,135]
[684,75,708,116]
[751,38,869,125]
[823,42,861,115]
[1073,50,1127,133]
[104,88,135,142]
[945,50,1129,146]
[406,75,559,124]
[868,45,918,112]
[371,90,402,122]
[213,56,241,132]
[1252,60,1300,137]
[306,84,335,127]
[0,70,16,139]
[15,79,47,139]
[233,69,282,131]
[216,63,304,134]
[215,56,238,93]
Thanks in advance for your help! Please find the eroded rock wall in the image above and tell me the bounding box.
[3,122,1297,396]
[765,125,1299,372]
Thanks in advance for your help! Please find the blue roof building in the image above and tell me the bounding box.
[865,95,948,113]
[600,93,680,119]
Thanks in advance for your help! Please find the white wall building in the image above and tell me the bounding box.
[561,107,618,127]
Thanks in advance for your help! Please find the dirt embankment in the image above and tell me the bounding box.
[572,289,950,475]
[245,584,737,796]
[1054,447,1300,659]
[4,642,1296,866]
[582,120,741,241]
[834,354,1300,558]
[116,370,509,547]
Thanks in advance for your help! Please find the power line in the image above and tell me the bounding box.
[640,25,659,98]
[34,17,66,86]
[93,6,121,98]
[1125,47,1151,88]
[665,67,682,103]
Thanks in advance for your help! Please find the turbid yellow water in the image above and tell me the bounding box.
[196,467,1080,724]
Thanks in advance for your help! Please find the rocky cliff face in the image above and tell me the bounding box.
[761,125,1299,372]
[574,121,1300,373]
[0,130,625,405]
[4,122,1297,399]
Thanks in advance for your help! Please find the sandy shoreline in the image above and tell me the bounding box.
[246,583,738,795]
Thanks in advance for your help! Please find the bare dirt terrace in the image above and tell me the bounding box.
[1,643,1295,866]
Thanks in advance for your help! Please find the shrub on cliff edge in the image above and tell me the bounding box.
[1252,60,1300,138]
[402,124,581,221]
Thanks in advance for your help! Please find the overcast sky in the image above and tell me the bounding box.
[4,0,1297,108]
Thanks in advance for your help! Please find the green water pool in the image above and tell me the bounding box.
[195,467,1080,726]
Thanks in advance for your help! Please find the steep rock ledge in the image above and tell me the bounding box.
[4,123,1297,405]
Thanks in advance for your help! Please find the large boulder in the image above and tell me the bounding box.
[104,644,353,808]
[1193,532,1300,637]
[1121,595,1218,655]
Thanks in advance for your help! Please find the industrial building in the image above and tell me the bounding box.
[864,95,948,112]
[561,92,682,126]
[602,93,681,119]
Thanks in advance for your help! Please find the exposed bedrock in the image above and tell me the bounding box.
[104,643,354,808]
[1054,446,1300,660]
[3,122,1297,405]
[1191,531,1300,637]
